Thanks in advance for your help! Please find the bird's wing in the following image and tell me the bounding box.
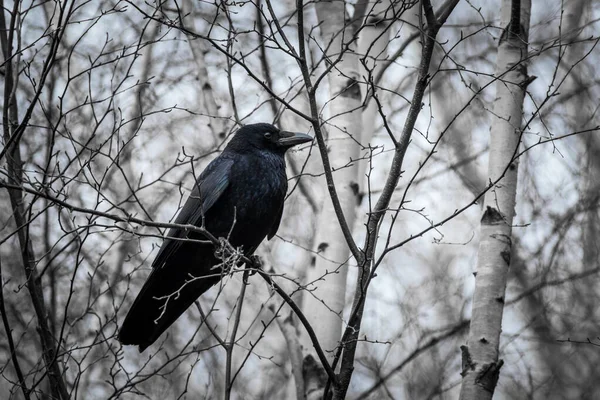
[197,158,233,214]
[268,204,284,240]
[152,157,234,269]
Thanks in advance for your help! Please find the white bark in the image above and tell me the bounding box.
[459,0,531,399]
[184,3,225,145]
[358,1,421,186]
[301,1,363,358]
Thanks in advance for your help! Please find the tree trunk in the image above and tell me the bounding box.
[358,0,420,187]
[459,0,531,399]
[301,0,363,359]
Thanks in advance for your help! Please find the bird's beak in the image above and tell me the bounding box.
[277,131,313,148]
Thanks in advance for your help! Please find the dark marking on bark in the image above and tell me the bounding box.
[473,271,477,277]
[358,191,365,205]
[496,296,505,304]
[499,21,526,44]
[479,337,488,344]
[509,162,517,170]
[519,75,537,89]
[501,249,511,265]
[475,360,504,393]
[350,181,359,197]
[317,242,329,253]
[310,256,316,267]
[460,345,475,377]
[284,310,293,324]
[481,206,504,224]
[202,81,211,90]
[515,63,528,78]
[492,233,512,246]
[303,354,328,397]
[340,77,361,100]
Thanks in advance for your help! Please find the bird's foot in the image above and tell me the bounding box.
[248,255,263,271]
[239,255,261,285]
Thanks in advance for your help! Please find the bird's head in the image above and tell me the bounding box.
[227,123,313,154]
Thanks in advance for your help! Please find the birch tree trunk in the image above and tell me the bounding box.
[358,0,419,181]
[356,0,422,343]
[301,1,363,359]
[185,2,226,144]
[459,0,531,399]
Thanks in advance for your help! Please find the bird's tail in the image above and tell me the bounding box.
[118,262,221,352]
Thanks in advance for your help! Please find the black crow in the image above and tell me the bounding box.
[118,123,312,352]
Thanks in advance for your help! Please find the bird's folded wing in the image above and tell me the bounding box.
[268,204,284,240]
[152,157,234,269]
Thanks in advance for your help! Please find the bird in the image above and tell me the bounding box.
[118,123,312,352]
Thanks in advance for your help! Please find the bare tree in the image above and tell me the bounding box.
[1,0,600,399]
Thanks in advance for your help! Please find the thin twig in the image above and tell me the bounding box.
[0,255,31,400]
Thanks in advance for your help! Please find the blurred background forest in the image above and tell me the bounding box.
[1,0,599,399]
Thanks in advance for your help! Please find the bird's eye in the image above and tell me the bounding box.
[264,132,272,140]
